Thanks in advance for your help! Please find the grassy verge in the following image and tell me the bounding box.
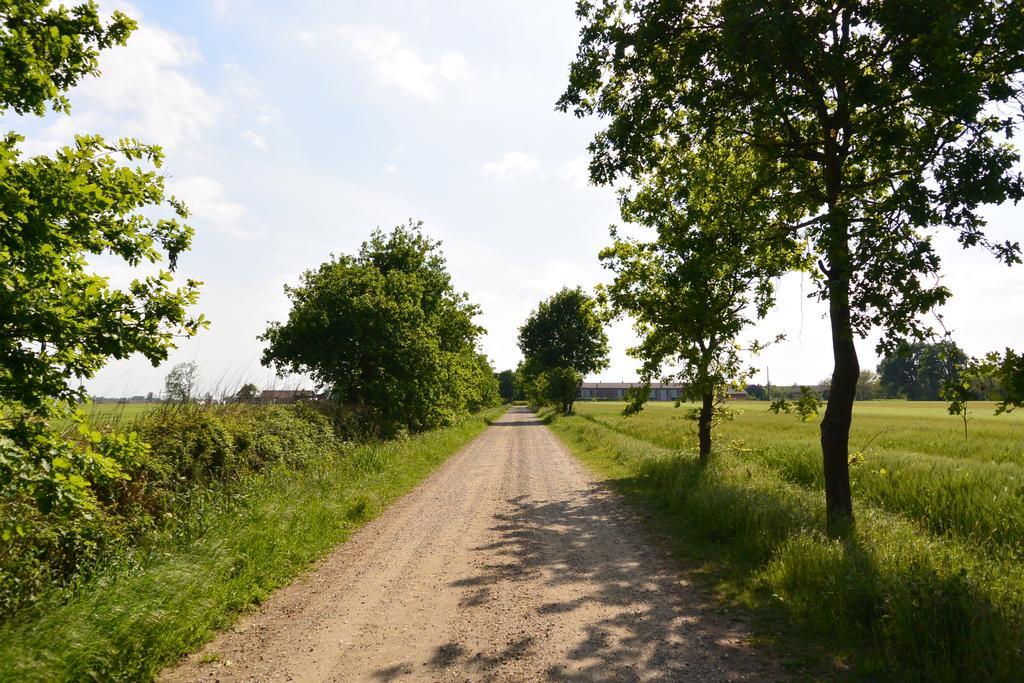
[0,406,504,682]
[544,408,1024,682]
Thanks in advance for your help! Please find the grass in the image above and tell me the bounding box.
[0,406,504,682]
[547,401,1024,681]
[80,402,162,427]
[577,400,1024,558]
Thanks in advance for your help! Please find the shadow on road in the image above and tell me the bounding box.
[486,418,548,427]
[434,485,772,681]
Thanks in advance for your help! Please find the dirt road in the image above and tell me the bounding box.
[163,408,782,682]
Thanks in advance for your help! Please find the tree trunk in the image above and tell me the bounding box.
[698,391,713,465]
[820,208,857,532]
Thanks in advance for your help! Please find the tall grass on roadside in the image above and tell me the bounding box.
[578,399,1024,466]
[0,407,503,682]
[578,402,1024,559]
[548,411,1024,682]
[1,401,343,618]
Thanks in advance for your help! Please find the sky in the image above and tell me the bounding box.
[7,0,1023,397]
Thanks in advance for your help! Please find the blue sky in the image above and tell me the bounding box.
[8,1,1024,396]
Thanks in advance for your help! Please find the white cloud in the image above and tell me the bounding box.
[482,151,540,180]
[242,129,267,149]
[297,25,472,98]
[438,51,472,82]
[169,176,248,235]
[209,0,229,17]
[385,164,399,174]
[222,64,282,133]
[558,155,592,189]
[256,104,281,125]
[53,24,222,151]
[222,63,265,101]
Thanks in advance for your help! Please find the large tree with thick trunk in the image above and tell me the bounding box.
[559,0,1024,528]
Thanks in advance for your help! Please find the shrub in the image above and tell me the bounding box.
[0,403,342,618]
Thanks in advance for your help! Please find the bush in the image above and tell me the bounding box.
[0,403,342,618]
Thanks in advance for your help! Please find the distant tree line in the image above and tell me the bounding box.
[749,341,1012,404]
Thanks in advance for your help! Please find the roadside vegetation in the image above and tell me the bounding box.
[0,405,503,681]
[547,400,1024,680]
[260,223,499,438]
[0,4,501,676]
[560,0,1024,528]
[3,0,1024,680]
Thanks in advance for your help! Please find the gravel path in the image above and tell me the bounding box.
[162,407,783,682]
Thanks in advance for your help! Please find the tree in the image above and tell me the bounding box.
[993,349,1024,413]
[855,370,884,401]
[164,362,198,403]
[517,287,609,405]
[945,348,1024,429]
[261,222,494,436]
[918,342,969,402]
[454,352,501,414]
[0,2,203,609]
[0,1,135,117]
[0,24,204,419]
[878,341,968,400]
[600,137,803,462]
[746,384,767,401]
[560,1,1024,526]
[236,383,260,403]
[877,343,924,399]
[536,367,583,416]
[496,369,517,404]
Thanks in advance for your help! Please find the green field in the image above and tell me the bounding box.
[79,402,162,425]
[547,400,1024,681]
[580,399,1024,464]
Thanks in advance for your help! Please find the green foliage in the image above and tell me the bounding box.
[560,0,1024,520]
[561,1,1024,338]
[991,348,1024,414]
[0,407,504,681]
[0,403,349,618]
[0,1,204,417]
[944,348,1024,434]
[495,369,517,403]
[854,370,885,401]
[163,362,199,403]
[878,341,970,401]
[0,0,207,619]
[260,222,497,437]
[517,286,609,378]
[769,388,824,422]
[598,136,804,458]
[535,367,582,415]
[0,1,135,117]
[0,134,205,416]
[235,383,259,403]
[796,388,825,422]
[943,367,980,439]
